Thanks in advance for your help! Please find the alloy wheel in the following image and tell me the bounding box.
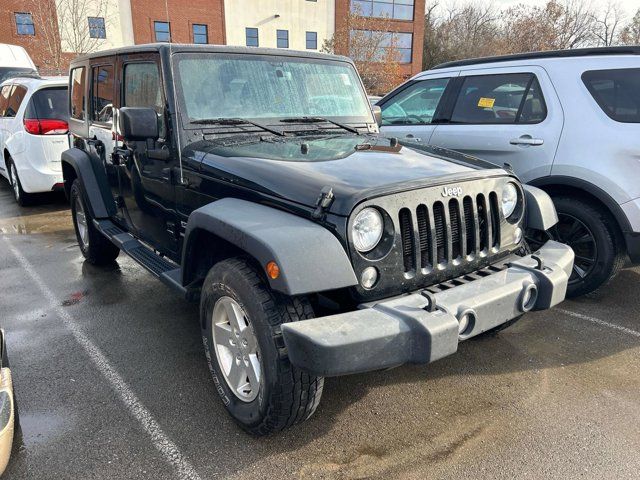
[74,196,89,249]
[526,212,597,285]
[211,296,261,402]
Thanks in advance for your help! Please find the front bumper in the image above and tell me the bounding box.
[282,240,574,377]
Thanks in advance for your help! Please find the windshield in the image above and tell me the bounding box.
[174,53,372,125]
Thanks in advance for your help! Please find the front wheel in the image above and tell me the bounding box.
[527,196,624,297]
[70,179,120,265]
[200,257,324,435]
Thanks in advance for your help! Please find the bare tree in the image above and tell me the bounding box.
[619,8,640,45]
[321,7,405,95]
[592,1,625,46]
[28,0,113,73]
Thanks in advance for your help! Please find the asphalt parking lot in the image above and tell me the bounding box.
[1,177,639,480]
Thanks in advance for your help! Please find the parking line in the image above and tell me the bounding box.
[3,239,202,480]
[556,308,640,338]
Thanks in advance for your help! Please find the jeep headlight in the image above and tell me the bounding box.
[352,208,383,253]
[501,182,519,219]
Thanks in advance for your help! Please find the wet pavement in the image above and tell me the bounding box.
[0,176,639,479]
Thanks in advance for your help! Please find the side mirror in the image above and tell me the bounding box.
[372,105,382,126]
[119,107,159,141]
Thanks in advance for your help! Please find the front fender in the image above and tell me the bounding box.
[524,185,558,231]
[183,199,358,296]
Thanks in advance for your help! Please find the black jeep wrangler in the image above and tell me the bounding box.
[62,44,573,435]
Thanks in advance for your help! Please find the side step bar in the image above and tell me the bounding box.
[93,219,187,297]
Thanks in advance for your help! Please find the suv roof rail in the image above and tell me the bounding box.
[432,46,640,70]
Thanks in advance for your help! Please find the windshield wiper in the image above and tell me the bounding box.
[279,116,361,135]
[191,117,285,136]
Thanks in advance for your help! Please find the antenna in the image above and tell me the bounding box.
[164,0,185,184]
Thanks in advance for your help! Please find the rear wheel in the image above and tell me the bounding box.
[7,159,34,207]
[201,257,324,435]
[527,196,624,297]
[70,179,120,265]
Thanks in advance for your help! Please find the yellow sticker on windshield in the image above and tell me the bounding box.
[478,97,495,108]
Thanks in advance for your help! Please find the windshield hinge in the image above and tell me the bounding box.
[312,186,335,219]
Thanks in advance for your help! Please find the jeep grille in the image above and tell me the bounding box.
[399,193,501,274]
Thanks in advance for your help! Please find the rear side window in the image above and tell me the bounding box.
[451,73,547,125]
[25,87,69,120]
[70,67,86,120]
[91,64,114,124]
[381,77,450,125]
[4,85,27,118]
[582,68,640,123]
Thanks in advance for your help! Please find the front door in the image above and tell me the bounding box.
[379,71,458,144]
[429,66,563,183]
[116,55,178,256]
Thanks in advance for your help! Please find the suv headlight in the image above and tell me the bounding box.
[501,182,519,219]
[352,208,383,253]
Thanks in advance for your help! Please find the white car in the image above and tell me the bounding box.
[0,43,37,84]
[378,46,640,297]
[0,76,68,205]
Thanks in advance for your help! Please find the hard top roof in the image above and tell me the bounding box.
[70,43,352,65]
[432,46,640,70]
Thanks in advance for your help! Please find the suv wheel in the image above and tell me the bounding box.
[527,196,624,297]
[201,257,324,435]
[70,179,120,265]
[7,159,34,206]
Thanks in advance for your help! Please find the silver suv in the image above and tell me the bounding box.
[378,46,640,297]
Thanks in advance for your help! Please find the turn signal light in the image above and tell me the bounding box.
[23,118,69,135]
[266,261,280,280]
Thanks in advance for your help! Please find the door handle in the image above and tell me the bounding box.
[510,135,544,146]
[405,134,421,142]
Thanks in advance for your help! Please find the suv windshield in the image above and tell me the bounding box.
[174,53,372,125]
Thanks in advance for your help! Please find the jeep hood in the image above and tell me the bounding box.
[189,135,507,216]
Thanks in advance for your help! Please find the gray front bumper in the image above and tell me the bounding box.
[282,240,574,377]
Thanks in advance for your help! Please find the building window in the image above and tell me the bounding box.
[277,30,289,49]
[350,30,413,63]
[88,17,106,39]
[351,0,415,21]
[306,31,317,50]
[192,24,208,44]
[245,28,259,47]
[154,21,171,42]
[15,13,35,36]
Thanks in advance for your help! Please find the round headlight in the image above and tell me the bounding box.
[502,182,519,219]
[352,208,384,253]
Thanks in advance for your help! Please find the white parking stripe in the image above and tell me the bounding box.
[556,308,640,338]
[4,239,202,480]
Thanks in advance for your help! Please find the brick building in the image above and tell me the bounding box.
[1,0,425,80]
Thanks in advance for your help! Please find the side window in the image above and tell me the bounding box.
[582,68,640,123]
[70,67,87,121]
[450,73,547,125]
[381,77,450,125]
[123,62,165,137]
[5,85,27,118]
[0,85,13,117]
[91,64,114,125]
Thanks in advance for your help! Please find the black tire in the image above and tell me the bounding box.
[7,158,35,207]
[529,196,624,297]
[200,257,324,436]
[70,179,120,265]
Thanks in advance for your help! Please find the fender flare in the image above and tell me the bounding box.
[61,148,116,218]
[182,198,358,296]
[523,185,558,231]
[530,176,632,234]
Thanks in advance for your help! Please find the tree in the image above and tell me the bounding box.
[591,1,625,47]
[321,7,405,95]
[619,8,640,45]
[28,0,113,73]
